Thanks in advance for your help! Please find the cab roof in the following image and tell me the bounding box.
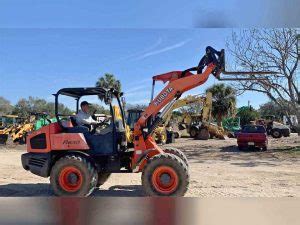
[55,87,117,98]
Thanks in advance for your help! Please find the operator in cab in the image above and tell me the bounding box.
[76,101,98,127]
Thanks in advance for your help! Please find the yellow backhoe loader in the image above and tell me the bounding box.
[0,116,35,145]
[165,92,226,140]
[161,93,210,138]
[10,121,34,144]
[0,125,15,144]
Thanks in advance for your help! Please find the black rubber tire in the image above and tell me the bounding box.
[196,128,210,140]
[50,155,98,196]
[96,172,111,187]
[142,153,189,196]
[18,135,26,145]
[262,146,267,151]
[189,128,198,138]
[163,147,189,167]
[174,132,180,139]
[271,129,282,138]
[0,134,8,145]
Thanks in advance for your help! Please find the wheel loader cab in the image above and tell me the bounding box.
[24,87,126,167]
[54,87,127,156]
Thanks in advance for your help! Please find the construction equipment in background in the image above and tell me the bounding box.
[162,93,209,138]
[222,117,241,137]
[189,114,226,140]
[0,115,37,145]
[152,126,168,144]
[11,121,34,144]
[0,125,14,144]
[283,115,299,133]
[0,115,24,128]
[183,92,215,139]
[161,91,226,140]
[112,105,133,145]
[0,115,27,145]
[33,112,57,130]
[256,115,290,138]
[126,109,168,144]
[126,108,143,145]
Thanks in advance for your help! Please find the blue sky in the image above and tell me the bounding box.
[1,0,299,28]
[1,0,297,109]
[0,28,269,108]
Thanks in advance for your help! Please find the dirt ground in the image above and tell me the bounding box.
[0,134,299,197]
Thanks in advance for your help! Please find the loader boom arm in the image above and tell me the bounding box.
[133,63,216,149]
[131,46,278,171]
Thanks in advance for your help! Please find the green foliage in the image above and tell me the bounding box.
[172,111,182,117]
[259,101,286,119]
[89,103,110,115]
[96,73,121,92]
[171,111,183,123]
[126,103,147,111]
[0,96,13,116]
[179,103,202,115]
[222,117,241,132]
[12,96,73,117]
[206,83,237,125]
[237,106,260,126]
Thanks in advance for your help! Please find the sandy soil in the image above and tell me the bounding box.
[0,134,299,197]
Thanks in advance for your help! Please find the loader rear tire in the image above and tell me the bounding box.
[163,147,189,167]
[50,155,97,196]
[142,153,189,196]
[96,172,111,187]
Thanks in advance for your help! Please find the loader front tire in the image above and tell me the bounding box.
[163,147,189,167]
[142,153,189,196]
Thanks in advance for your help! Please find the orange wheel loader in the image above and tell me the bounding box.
[21,46,225,196]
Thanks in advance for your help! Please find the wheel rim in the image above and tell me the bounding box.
[161,133,167,143]
[152,166,179,194]
[274,131,279,137]
[59,166,83,192]
[190,129,196,137]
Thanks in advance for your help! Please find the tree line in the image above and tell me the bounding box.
[0,96,73,118]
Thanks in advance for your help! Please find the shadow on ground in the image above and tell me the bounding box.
[93,185,144,197]
[0,183,145,197]
[0,183,54,197]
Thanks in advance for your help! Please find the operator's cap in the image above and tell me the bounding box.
[80,101,91,107]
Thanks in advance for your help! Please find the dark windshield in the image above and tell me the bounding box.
[242,125,266,133]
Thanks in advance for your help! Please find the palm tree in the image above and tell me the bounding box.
[96,73,121,92]
[206,83,236,126]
